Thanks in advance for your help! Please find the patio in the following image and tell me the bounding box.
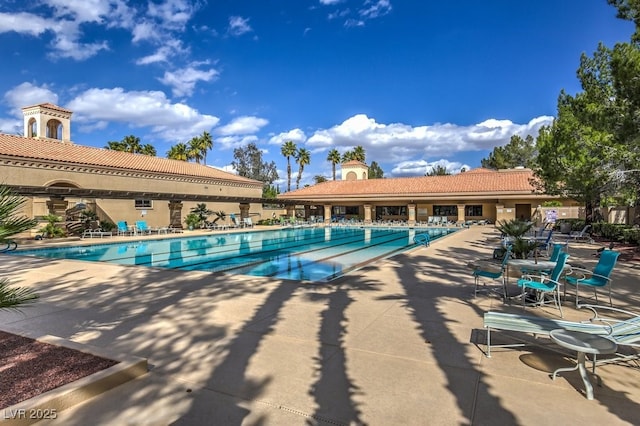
[0,226,638,425]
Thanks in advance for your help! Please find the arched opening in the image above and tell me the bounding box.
[28,118,37,137]
[346,171,357,181]
[46,119,63,140]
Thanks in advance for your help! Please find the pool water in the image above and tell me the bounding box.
[10,226,457,282]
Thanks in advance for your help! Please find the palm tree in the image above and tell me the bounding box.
[295,148,311,189]
[341,150,355,163]
[352,145,366,163]
[281,140,297,192]
[122,135,142,153]
[188,136,205,164]
[190,203,213,228]
[199,131,213,165]
[167,143,189,161]
[327,148,341,180]
[313,175,328,184]
[105,135,156,155]
[0,185,38,309]
[140,144,157,156]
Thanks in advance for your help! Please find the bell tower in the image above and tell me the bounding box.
[22,103,73,143]
[341,160,368,181]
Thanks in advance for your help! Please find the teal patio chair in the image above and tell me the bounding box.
[472,245,512,299]
[135,220,152,235]
[517,251,570,317]
[117,221,131,236]
[564,250,620,307]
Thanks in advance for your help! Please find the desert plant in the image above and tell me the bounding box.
[496,219,537,259]
[190,203,213,228]
[184,213,201,230]
[0,185,39,309]
[39,214,66,238]
[210,210,226,225]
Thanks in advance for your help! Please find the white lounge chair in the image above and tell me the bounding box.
[483,305,640,370]
[554,224,593,243]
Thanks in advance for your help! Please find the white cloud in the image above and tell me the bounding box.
[0,1,133,61]
[159,64,220,97]
[66,87,219,142]
[3,83,59,117]
[228,16,252,36]
[359,0,392,19]
[0,12,54,36]
[132,21,157,43]
[217,116,269,136]
[319,0,343,4]
[216,134,259,150]
[391,159,471,177]
[146,0,197,31]
[305,113,553,176]
[268,128,307,145]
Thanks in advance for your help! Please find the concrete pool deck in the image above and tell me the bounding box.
[1,226,639,425]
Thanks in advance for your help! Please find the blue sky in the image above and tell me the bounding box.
[0,0,635,189]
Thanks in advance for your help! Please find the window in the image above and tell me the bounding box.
[345,206,359,215]
[135,199,152,209]
[433,205,457,216]
[376,206,407,217]
[465,205,483,216]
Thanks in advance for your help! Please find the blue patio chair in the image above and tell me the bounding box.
[117,221,131,236]
[517,251,570,317]
[471,245,512,298]
[135,220,152,235]
[564,250,620,307]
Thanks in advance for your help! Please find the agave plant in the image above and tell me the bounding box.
[496,219,537,259]
[0,185,39,309]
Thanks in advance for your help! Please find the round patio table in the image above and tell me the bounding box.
[550,329,617,400]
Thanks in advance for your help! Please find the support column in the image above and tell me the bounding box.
[457,204,466,224]
[46,196,68,218]
[324,205,332,224]
[363,204,372,224]
[169,201,183,229]
[239,203,250,220]
[286,205,296,219]
[407,203,416,226]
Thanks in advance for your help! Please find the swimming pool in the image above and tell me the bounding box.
[9,226,458,282]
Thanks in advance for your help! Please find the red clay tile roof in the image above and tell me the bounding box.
[279,168,537,199]
[21,103,73,114]
[342,160,367,167]
[0,133,261,185]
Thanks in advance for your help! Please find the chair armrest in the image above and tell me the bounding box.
[579,304,640,319]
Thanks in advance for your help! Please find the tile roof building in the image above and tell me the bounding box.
[1,103,266,234]
[278,161,577,225]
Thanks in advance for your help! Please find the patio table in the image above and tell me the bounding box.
[550,329,617,400]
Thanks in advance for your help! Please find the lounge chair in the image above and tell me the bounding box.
[564,250,620,307]
[427,216,435,226]
[243,217,254,228]
[554,224,592,243]
[135,220,152,235]
[117,221,132,236]
[81,228,112,238]
[483,305,640,370]
[229,214,242,228]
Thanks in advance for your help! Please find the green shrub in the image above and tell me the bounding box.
[622,228,640,245]
[590,222,627,241]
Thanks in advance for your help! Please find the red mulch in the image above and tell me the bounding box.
[591,238,640,263]
[0,331,118,409]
